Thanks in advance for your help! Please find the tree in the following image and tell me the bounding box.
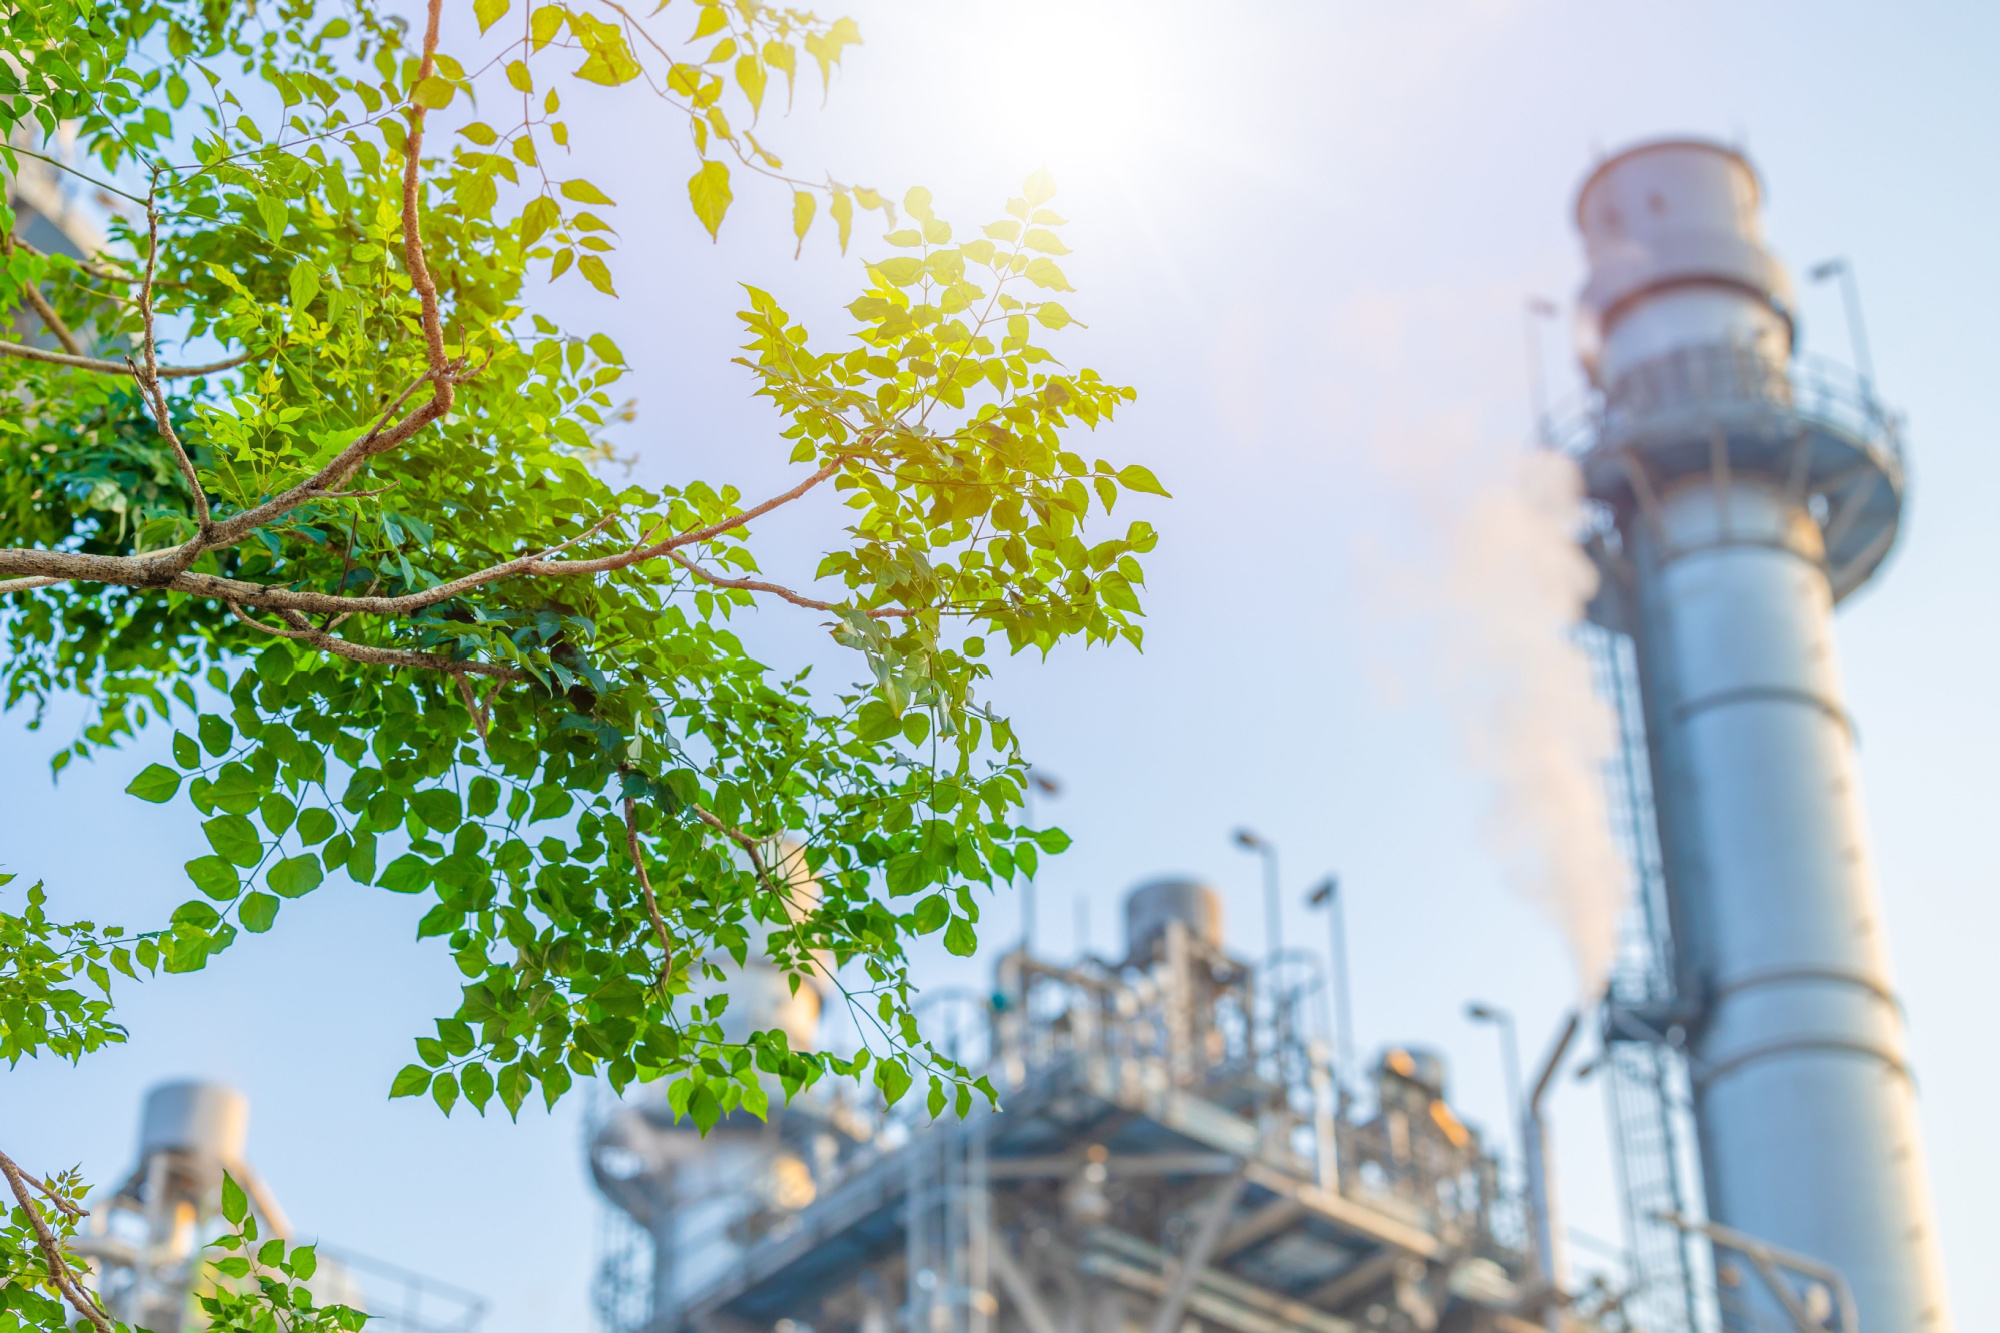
[0,0,1164,1325]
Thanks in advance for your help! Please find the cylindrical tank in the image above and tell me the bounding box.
[139,1081,250,1164]
[1574,139,1950,1333]
[1123,877,1223,964]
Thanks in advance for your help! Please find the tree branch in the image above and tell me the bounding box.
[623,796,676,985]
[0,1147,114,1333]
[0,339,257,378]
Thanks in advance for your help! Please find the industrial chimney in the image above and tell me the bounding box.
[1569,140,1949,1332]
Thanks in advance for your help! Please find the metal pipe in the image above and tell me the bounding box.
[1523,1011,1579,1333]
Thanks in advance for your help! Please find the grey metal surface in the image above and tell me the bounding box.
[1567,139,1951,1333]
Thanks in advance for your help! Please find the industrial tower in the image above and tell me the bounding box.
[1565,140,1949,1332]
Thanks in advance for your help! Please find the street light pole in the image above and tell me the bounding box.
[1308,877,1355,1078]
[1808,256,1877,394]
[1232,829,1281,970]
[1466,1001,1525,1139]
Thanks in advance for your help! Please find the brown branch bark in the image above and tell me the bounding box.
[0,339,258,378]
[0,1147,114,1333]
[623,795,676,985]
[226,601,523,681]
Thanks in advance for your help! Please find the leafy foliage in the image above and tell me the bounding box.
[2,0,1158,1165]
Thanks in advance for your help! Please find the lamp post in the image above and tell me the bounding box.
[1021,770,1060,958]
[1231,828,1281,970]
[1808,256,1877,395]
[1524,295,1560,445]
[1466,1001,1524,1138]
[1308,877,1355,1078]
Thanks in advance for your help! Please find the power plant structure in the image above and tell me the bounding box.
[1561,140,1947,1333]
[72,1081,487,1333]
[589,877,1597,1333]
[585,138,1950,1333]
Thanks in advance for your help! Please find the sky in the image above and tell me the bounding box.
[7,0,2000,1329]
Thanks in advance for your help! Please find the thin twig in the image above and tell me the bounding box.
[668,549,924,617]
[126,355,210,529]
[0,339,257,378]
[2,230,85,356]
[623,796,676,986]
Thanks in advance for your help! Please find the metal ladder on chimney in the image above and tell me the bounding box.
[1581,624,1715,1333]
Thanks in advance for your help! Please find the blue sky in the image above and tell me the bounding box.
[7,1,1999,1329]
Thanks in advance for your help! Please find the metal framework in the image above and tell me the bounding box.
[590,893,1627,1333]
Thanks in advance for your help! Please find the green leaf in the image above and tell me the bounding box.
[288,263,321,310]
[520,195,560,250]
[221,1172,247,1225]
[560,179,616,206]
[378,854,434,895]
[912,893,949,934]
[260,793,297,836]
[173,731,200,768]
[409,789,461,832]
[203,815,264,868]
[412,76,456,109]
[296,808,337,845]
[461,1062,495,1112]
[268,856,324,899]
[1034,826,1073,854]
[186,856,241,902]
[474,0,511,33]
[198,715,233,757]
[126,764,183,804]
[944,915,977,956]
[389,1064,432,1099]
[432,1071,461,1115]
[1117,464,1171,498]
[239,892,280,933]
[290,1245,318,1281]
[687,161,732,240]
[874,1057,912,1106]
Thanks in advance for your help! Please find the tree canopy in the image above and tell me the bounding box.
[0,0,1164,1325]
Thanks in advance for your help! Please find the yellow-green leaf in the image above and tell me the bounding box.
[530,4,564,49]
[561,179,616,206]
[1024,166,1057,205]
[831,189,853,254]
[691,2,728,38]
[520,195,560,249]
[792,191,815,257]
[1118,464,1170,497]
[1023,228,1070,255]
[736,55,766,114]
[458,122,499,145]
[412,76,455,110]
[506,60,532,92]
[474,0,510,33]
[687,160,732,240]
[577,254,617,296]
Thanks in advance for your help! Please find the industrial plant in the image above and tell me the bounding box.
[26,135,1945,1333]
[581,139,1946,1333]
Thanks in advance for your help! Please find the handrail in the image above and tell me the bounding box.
[1542,345,1901,464]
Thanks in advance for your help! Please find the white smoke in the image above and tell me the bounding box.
[1354,417,1629,996]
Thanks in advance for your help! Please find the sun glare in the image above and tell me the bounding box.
[955,0,1191,172]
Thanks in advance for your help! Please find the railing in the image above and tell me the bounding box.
[1543,345,1902,465]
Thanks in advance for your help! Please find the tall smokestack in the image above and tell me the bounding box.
[1569,140,1949,1332]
